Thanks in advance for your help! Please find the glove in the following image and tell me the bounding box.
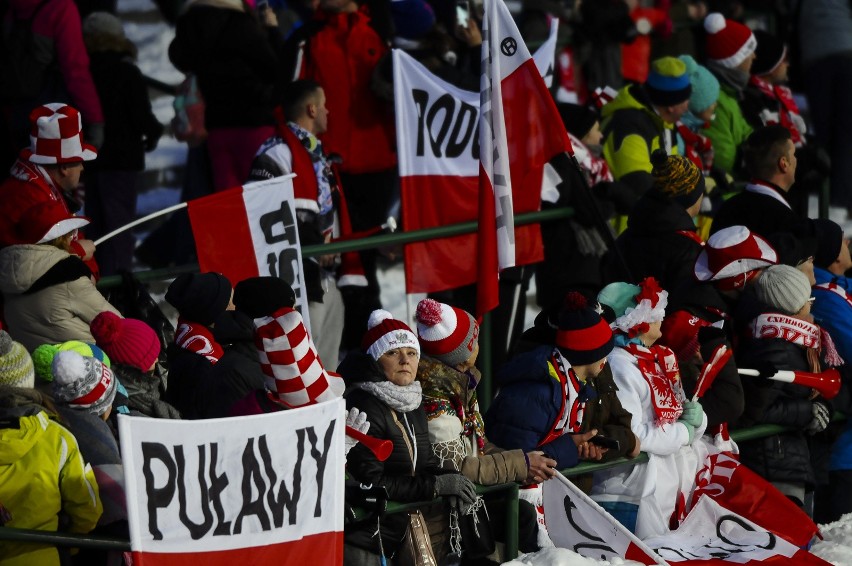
[434,474,477,505]
[344,407,370,456]
[679,420,695,445]
[805,400,831,435]
[680,401,704,427]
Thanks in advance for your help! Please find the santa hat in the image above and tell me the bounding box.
[90,311,160,372]
[554,292,613,366]
[598,278,668,337]
[16,200,90,245]
[254,306,344,408]
[362,310,420,361]
[52,350,116,416]
[694,226,777,290]
[704,13,757,69]
[414,299,479,367]
[21,103,97,164]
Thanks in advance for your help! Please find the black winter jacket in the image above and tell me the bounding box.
[339,353,443,556]
[710,185,814,242]
[164,343,215,420]
[605,192,703,293]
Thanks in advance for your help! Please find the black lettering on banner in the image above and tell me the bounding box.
[717,514,775,550]
[562,495,609,545]
[208,442,232,536]
[268,248,302,304]
[654,546,702,560]
[259,201,297,245]
[412,89,429,156]
[425,94,455,157]
[174,444,214,539]
[234,437,271,534]
[259,200,303,306]
[259,433,302,527]
[446,101,477,159]
[142,442,177,541]
[411,88,479,159]
[305,419,336,517]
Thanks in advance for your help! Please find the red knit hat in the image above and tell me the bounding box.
[21,103,98,164]
[414,299,479,367]
[254,306,344,408]
[90,311,161,372]
[362,310,420,361]
[704,13,757,69]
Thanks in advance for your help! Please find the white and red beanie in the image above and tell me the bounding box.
[694,225,777,290]
[254,306,344,409]
[414,299,479,367]
[21,103,98,164]
[51,350,116,416]
[598,278,668,338]
[363,310,420,361]
[704,13,757,69]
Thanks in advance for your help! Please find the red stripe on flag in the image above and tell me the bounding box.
[476,165,500,316]
[132,530,342,566]
[188,186,259,286]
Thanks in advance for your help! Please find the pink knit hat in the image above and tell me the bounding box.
[414,299,479,367]
[90,311,161,371]
[704,13,757,69]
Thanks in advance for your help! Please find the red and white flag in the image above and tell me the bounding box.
[118,398,345,565]
[187,177,311,328]
[477,0,573,314]
[645,496,831,565]
[542,472,668,565]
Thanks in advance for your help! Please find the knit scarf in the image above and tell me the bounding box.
[623,344,684,425]
[175,318,224,364]
[357,380,423,412]
[748,76,805,145]
[707,61,749,94]
[749,313,844,369]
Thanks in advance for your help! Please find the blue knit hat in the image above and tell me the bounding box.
[645,57,692,107]
[679,55,720,114]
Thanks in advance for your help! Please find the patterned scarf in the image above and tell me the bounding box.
[175,318,223,364]
[748,76,805,146]
[357,380,422,412]
[624,343,684,425]
[420,358,486,450]
[749,313,844,369]
[288,122,334,233]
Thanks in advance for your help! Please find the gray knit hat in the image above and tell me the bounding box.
[414,299,479,367]
[0,331,35,389]
[755,264,812,315]
[52,351,117,416]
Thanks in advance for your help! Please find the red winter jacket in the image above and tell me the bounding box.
[288,8,396,174]
[6,0,103,124]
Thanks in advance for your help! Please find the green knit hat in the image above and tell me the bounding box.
[32,341,111,383]
[0,330,35,389]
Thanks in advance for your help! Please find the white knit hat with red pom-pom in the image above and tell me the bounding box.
[704,13,757,69]
[362,310,420,361]
[414,299,479,367]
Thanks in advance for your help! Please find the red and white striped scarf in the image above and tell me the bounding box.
[749,312,844,368]
[624,344,684,425]
[175,318,223,364]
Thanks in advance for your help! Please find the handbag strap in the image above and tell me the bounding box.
[389,409,416,476]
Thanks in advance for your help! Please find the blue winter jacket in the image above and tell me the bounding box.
[485,346,581,469]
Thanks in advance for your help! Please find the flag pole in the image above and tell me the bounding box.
[93,174,298,246]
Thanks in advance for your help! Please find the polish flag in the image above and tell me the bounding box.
[477,0,573,315]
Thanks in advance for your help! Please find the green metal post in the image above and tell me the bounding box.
[504,483,520,559]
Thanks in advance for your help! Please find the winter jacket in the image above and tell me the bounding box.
[0,408,102,565]
[601,83,679,196]
[605,192,704,292]
[710,182,814,241]
[283,7,396,174]
[486,345,636,470]
[164,341,215,420]
[87,51,163,171]
[0,244,119,351]
[4,0,103,124]
[735,332,820,487]
[339,352,443,557]
[201,310,267,418]
[702,84,752,174]
[112,363,181,419]
[813,267,852,364]
[417,356,528,484]
[169,1,283,130]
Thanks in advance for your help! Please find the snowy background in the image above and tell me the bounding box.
[117,0,852,562]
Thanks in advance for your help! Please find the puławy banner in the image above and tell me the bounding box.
[118,398,345,565]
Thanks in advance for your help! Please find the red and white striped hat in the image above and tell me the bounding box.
[254,306,344,409]
[362,310,420,361]
[21,103,97,164]
[694,225,777,289]
[414,299,479,367]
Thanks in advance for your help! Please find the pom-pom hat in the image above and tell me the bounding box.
[695,226,777,290]
[254,306,344,408]
[0,330,35,389]
[555,292,614,365]
[645,57,692,106]
[415,299,479,367]
[21,103,97,164]
[90,311,160,371]
[598,277,668,337]
[32,341,110,383]
[363,310,420,360]
[704,13,757,69]
[17,200,90,245]
[52,350,116,416]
